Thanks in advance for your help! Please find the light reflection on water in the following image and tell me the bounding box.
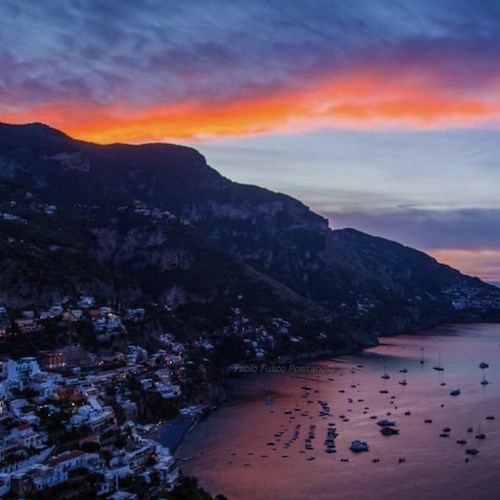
[178,324,500,499]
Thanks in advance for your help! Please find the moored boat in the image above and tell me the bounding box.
[350,440,369,452]
[377,419,396,427]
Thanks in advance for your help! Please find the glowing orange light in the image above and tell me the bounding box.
[428,248,500,281]
[3,67,500,143]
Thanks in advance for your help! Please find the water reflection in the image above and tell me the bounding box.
[178,323,500,500]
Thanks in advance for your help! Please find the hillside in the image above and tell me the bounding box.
[1,122,499,342]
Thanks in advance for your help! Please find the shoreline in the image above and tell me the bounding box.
[172,322,500,500]
[148,416,198,455]
[171,347,368,461]
[171,320,500,462]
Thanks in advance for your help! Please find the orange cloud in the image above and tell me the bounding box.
[3,68,500,143]
[428,249,500,282]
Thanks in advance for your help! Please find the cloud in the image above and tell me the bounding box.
[2,1,500,141]
[328,207,500,251]
[428,249,500,281]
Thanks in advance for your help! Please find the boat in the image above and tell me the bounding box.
[433,353,444,371]
[466,448,479,455]
[381,366,390,380]
[479,362,489,369]
[456,439,467,445]
[481,372,489,386]
[420,347,425,364]
[475,423,485,440]
[350,440,369,452]
[399,368,408,373]
[377,419,396,427]
[450,388,461,396]
[399,379,407,386]
[381,427,400,436]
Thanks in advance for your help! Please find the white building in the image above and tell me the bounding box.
[10,425,47,449]
[0,358,41,390]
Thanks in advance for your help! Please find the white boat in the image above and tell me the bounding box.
[350,440,369,452]
[377,419,396,427]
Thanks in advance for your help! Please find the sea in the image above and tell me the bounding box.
[176,323,500,500]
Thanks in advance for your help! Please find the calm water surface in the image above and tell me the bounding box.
[178,324,500,499]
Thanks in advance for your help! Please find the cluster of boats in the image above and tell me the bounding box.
[324,423,337,453]
[258,357,494,467]
[305,424,316,450]
[318,400,331,417]
[284,424,302,449]
[377,419,400,436]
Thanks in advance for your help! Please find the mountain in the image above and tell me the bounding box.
[1,121,499,341]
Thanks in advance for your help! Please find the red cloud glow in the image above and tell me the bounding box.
[3,68,500,144]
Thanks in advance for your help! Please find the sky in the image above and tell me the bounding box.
[1,0,500,279]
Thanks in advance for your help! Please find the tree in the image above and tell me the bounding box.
[166,476,227,500]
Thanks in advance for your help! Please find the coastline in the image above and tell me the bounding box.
[168,321,496,461]
[173,322,500,500]
[149,416,198,455]
[170,346,373,460]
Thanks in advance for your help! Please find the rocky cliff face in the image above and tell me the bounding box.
[1,122,499,336]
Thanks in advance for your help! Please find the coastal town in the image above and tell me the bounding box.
[0,296,220,499]
[0,293,311,498]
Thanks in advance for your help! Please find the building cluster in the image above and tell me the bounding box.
[0,348,184,497]
[444,283,500,311]
[0,297,205,498]
[0,294,309,497]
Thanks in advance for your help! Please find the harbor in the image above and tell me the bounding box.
[177,323,500,500]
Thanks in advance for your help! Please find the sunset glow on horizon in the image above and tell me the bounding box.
[3,66,500,145]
